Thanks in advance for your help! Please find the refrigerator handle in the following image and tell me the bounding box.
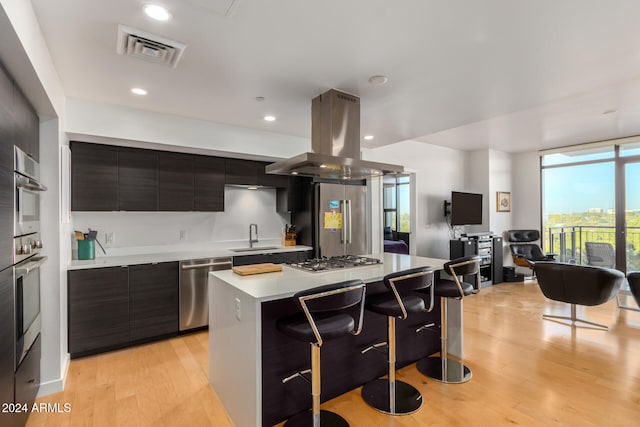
[339,200,346,243]
[347,199,352,244]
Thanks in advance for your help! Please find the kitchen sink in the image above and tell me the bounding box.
[229,246,281,253]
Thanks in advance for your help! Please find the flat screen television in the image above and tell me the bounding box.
[450,191,483,225]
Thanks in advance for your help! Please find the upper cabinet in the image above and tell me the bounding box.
[70,142,226,212]
[159,152,194,211]
[71,142,118,211]
[225,158,259,185]
[0,64,39,161]
[12,85,39,161]
[118,148,158,211]
[194,155,225,212]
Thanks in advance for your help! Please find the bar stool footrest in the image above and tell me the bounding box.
[417,356,472,384]
[283,409,349,427]
[361,379,423,415]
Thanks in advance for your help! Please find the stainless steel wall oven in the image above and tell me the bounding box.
[14,146,45,237]
[14,254,45,367]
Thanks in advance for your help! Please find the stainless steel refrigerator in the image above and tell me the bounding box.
[315,182,368,257]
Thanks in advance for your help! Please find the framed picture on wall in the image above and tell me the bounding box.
[497,191,511,212]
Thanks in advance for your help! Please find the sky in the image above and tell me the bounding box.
[543,162,640,213]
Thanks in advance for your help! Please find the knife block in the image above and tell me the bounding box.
[283,232,297,247]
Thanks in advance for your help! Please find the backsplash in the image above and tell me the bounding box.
[72,187,290,248]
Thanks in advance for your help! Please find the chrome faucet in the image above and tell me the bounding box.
[249,223,259,248]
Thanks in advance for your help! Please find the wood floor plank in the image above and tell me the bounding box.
[27,281,640,426]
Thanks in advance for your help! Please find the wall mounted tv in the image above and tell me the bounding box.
[449,191,483,226]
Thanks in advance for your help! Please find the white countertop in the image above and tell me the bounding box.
[68,244,312,270]
[210,253,448,302]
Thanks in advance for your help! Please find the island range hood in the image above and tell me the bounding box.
[266,89,404,180]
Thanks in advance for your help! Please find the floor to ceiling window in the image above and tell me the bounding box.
[541,140,640,272]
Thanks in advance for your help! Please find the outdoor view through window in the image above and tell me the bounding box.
[542,143,640,272]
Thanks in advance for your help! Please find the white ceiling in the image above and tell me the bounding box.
[29,0,640,154]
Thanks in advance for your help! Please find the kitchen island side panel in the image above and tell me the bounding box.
[209,274,261,427]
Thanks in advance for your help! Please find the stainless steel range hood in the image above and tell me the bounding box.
[266,89,404,180]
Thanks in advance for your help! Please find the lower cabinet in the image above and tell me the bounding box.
[233,250,312,267]
[68,262,179,357]
[129,263,179,341]
[14,334,41,427]
[68,267,129,355]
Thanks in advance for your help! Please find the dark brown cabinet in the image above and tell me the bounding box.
[129,262,179,341]
[159,152,194,211]
[225,158,259,185]
[71,142,227,212]
[68,263,180,357]
[0,269,14,417]
[277,176,309,213]
[257,161,288,188]
[14,334,40,427]
[70,142,118,211]
[194,155,225,211]
[0,141,13,270]
[118,147,158,211]
[68,267,130,356]
[12,85,39,161]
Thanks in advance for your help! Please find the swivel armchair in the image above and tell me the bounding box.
[535,262,624,330]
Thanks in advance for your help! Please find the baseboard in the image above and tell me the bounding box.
[37,353,70,397]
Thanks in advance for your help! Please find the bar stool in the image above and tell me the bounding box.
[360,266,434,415]
[277,280,366,427]
[416,255,480,384]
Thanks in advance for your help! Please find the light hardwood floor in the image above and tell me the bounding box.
[26,281,640,427]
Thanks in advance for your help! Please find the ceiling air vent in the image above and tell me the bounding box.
[116,25,187,68]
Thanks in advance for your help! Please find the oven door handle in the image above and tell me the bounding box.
[16,175,47,191]
[15,256,48,279]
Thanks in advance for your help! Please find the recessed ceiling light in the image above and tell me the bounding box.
[319,164,327,168]
[247,186,259,190]
[144,5,170,21]
[368,75,389,86]
[264,115,276,122]
[291,171,299,175]
[363,135,374,140]
[131,87,147,95]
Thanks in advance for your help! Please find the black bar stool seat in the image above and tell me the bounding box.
[277,313,355,342]
[277,280,366,427]
[360,266,434,416]
[432,280,474,298]
[366,293,425,318]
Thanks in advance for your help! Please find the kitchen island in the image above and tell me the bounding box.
[209,253,454,427]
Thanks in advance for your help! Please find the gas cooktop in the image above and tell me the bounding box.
[287,255,382,272]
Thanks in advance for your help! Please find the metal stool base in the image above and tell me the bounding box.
[283,409,349,427]
[417,356,472,384]
[361,379,423,415]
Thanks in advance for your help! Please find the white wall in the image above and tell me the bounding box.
[464,150,491,234]
[72,188,290,251]
[488,149,514,266]
[364,140,466,259]
[512,151,541,229]
[65,98,310,160]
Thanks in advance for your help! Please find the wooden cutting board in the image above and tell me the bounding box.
[232,263,283,276]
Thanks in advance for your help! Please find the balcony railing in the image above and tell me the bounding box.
[545,225,640,271]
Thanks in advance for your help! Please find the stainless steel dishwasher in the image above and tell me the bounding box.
[179,257,232,331]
